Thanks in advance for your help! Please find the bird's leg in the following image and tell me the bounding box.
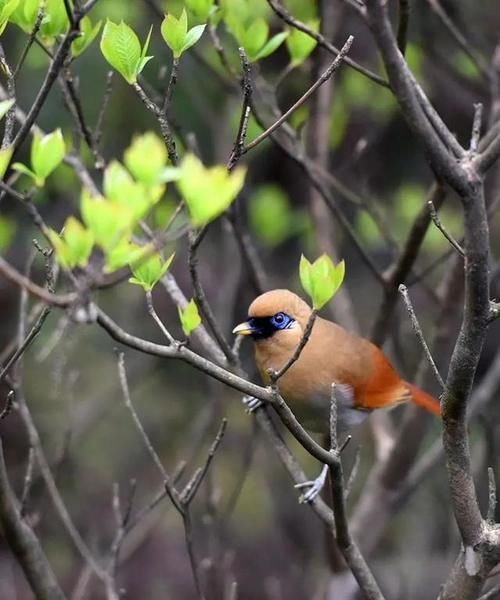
[242,395,263,413]
[294,463,329,503]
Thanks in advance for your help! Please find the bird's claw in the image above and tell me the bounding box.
[242,395,263,413]
[294,464,328,503]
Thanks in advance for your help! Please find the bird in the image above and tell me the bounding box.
[233,289,440,435]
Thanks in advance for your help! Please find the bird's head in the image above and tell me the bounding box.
[233,289,312,342]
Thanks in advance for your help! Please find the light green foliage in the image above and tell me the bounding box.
[47,132,176,275]
[285,20,318,66]
[161,9,206,59]
[176,154,246,227]
[39,0,69,41]
[0,215,15,251]
[124,132,168,186]
[81,190,134,252]
[13,129,66,187]
[103,160,152,220]
[47,217,94,269]
[355,212,380,247]
[185,0,214,20]
[299,253,345,310]
[395,184,462,251]
[104,238,144,273]
[178,298,201,336]
[72,16,102,57]
[342,71,395,116]
[100,20,153,84]
[453,51,480,80]
[222,1,287,62]
[284,0,317,21]
[129,250,175,292]
[0,146,13,178]
[0,98,14,120]
[249,184,294,246]
[9,0,39,33]
[0,0,19,36]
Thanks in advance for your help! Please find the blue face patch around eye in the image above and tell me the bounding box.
[246,313,294,339]
[270,312,292,330]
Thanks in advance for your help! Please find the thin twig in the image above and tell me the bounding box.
[0,390,14,420]
[227,48,252,170]
[427,199,465,256]
[162,57,179,113]
[470,102,483,153]
[487,467,497,525]
[269,311,316,382]
[145,291,176,344]
[267,0,388,88]
[398,284,446,390]
[244,36,353,153]
[133,82,178,165]
[188,229,238,365]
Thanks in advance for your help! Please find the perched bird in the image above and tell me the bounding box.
[233,289,440,435]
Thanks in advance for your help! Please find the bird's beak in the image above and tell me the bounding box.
[232,321,254,336]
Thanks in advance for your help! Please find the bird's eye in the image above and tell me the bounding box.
[271,312,290,329]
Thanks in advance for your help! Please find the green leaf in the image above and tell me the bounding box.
[253,31,288,61]
[100,20,145,84]
[40,0,69,41]
[9,0,39,34]
[243,18,268,59]
[47,217,94,270]
[12,162,37,182]
[299,253,345,309]
[176,154,246,227]
[161,10,188,59]
[137,25,153,75]
[62,217,94,267]
[249,184,293,246]
[30,128,66,185]
[103,160,153,220]
[181,23,205,54]
[80,189,134,251]
[104,237,144,273]
[178,298,201,336]
[129,250,175,292]
[286,21,317,66]
[185,0,214,20]
[72,16,102,57]
[0,0,19,36]
[124,132,168,185]
[0,145,13,178]
[0,98,14,120]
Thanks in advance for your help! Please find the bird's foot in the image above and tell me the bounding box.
[242,395,263,413]
[294,464,329,503]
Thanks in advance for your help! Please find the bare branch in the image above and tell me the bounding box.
[244,36,353,153]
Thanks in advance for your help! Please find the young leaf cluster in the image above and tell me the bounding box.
[221,0,288,63]
[13,129,66,187]
[299,254,345,310]
[161,9,206,59]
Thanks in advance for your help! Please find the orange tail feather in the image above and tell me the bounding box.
[406,382,441,416]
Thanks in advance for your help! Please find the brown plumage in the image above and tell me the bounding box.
[233,289,440,433]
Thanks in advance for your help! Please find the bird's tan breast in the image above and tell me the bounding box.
[254,318,373,423]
